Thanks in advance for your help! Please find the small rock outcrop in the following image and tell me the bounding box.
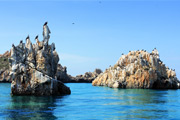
[69,69,103,83]
[56,66,102,83]
[9,22,71,95]
[0,51,12,83]
[92,49,180,89]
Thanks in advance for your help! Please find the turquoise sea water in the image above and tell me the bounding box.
[0,83,180,120]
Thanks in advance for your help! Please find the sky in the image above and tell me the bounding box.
[0,0,179,79]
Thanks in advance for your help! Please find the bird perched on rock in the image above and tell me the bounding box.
[35,35,40,50]
[43,22,51,47]
[153,47,157,51]
[19,40,24,49]
[43,21,51,39]
[35,35,38,40]
[35,35,39,43]
[44,22,48,26]
[12,44,15,48]
[26,35,30,41]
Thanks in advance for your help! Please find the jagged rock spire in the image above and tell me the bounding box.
[9,23,71,96]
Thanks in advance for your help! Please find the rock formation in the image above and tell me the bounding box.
[0,49,102,84]
[0,51,12,83]
[68,69,103,83]
[55,64,69,83]
[55,65,102,83]
[9,23,71,95]
[92,49,180,89]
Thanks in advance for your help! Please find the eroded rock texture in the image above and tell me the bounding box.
[92,49,180,89]
[9,23,71,95]
[0,51,11,83]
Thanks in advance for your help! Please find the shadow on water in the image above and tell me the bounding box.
[5,95,66,120]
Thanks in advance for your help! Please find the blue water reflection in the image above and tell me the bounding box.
[0,83,180,120]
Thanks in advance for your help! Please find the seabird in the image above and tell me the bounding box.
[26,35,29,40]
[122,53,124,55]
[35,35,38,40]
[72,23,75,25]
[44,22,48,26]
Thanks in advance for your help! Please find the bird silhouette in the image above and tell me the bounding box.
[26,35,29,40]
[35,35,38,39]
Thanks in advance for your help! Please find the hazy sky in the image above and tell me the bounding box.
[0,0,179,78]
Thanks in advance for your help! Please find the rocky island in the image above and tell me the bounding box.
[9,22,71,95]
[92,49,180,89]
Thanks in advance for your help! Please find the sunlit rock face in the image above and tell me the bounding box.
[9,23,71,95]
[92,49,180,89]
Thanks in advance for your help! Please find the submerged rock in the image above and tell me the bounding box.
[92,49,180,89]
[9,23,71,95]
